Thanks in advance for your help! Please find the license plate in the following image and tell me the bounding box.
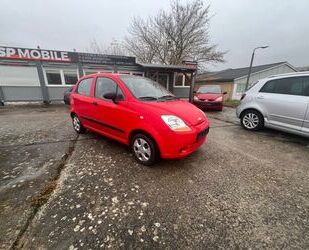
[196,127,209,141]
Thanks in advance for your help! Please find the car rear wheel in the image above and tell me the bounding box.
[240,110,264,131]
[131,134,158,166]
[72,115,86,134]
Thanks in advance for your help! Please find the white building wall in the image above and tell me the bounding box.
[232,64,296,100]
[0,65,40,86]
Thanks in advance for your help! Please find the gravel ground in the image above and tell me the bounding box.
[0,105,309,249]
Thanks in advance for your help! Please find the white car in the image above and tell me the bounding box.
[236,72,309,137]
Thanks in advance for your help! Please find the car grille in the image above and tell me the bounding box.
[196,127,209,141]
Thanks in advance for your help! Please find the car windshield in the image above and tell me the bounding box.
[120,75,176,101]
[198,85,221,94]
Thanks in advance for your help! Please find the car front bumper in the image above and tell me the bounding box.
[193,100,223,110]
[159,120,209,159]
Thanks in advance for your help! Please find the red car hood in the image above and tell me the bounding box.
[196,93,222,100]
[143,100,207,126]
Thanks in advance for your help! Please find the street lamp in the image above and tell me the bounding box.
[244,46,269,91]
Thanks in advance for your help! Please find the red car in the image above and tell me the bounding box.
[70,73,209,166]
[193,85,227,111]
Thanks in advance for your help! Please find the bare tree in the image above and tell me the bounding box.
[125,0,224,67]
[87,38,127,56]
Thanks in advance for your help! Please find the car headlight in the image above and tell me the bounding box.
[215,96,223,102]
[193,96,199,101]
[161,115,191,132]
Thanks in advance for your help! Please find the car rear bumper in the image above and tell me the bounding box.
[159,121,209,159]
[193,101,223,110]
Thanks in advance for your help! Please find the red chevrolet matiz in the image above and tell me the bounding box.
[70,73,209,166]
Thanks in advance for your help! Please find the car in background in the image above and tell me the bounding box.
[236,72,309,137]
[70,73,209,166]
[193,85,227,111]
[63,87,73,105]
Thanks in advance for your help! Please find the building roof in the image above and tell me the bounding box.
[197,62,291,82]
[297,66,309,72]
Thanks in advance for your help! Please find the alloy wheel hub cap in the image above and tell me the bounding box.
[133,138,151,162]
[243,113,259,129]
[73,117,80,131]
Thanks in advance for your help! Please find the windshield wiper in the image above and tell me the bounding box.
[158,95,178,101]
[138,96,158,101]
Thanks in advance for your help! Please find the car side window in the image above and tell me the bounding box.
[76,78,92,96]
[302,77,309,96]
[260,77,303,96]
[95,77,124,100]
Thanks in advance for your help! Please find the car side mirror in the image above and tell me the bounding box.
[103,92,117,102]
[193,90,197,94]
[223,91,228,95]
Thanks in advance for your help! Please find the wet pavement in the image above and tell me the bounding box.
[1,105,309,249]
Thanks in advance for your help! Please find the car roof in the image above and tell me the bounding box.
[265,71,309,80]
[82,73,139,77]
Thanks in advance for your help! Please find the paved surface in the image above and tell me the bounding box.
[1,105,309,249]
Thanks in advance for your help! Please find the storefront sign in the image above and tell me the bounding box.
[182,60,198,70]
[0,46,74,62]
[0,46,136,65]
[77,53,136,65]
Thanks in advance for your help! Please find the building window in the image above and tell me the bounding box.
[45,68,79,86]
[64,71,78,85]
[184,73,191,86]
[174,73,191,87]
[46,70,62,85]
[175,73,184,86]
[236,83,246,93]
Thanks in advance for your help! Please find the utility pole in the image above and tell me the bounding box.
[245,46,269,91]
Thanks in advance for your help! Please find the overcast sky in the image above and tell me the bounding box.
[1,0,308,70]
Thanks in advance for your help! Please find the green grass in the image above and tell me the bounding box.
[224,99,240,108]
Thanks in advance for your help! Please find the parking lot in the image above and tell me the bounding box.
[1,105,309,249]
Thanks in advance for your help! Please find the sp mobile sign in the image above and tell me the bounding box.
[0,46,75,62]
[0,46,136,65]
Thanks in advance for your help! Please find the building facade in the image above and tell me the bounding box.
[0,46,196,105]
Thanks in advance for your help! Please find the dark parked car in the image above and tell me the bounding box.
[64,87,73,105]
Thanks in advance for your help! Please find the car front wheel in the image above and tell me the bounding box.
[131,134,158,166]
[240,110,264,131]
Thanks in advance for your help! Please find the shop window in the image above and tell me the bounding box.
[64,71,78,85]
[175,73,184,86]
[46,70,62,85]
[236,83,246,93]
[184,73,191,86]
[175,73,192,87]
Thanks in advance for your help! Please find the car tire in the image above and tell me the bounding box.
[131,133,158,166]
[72,114,86,134]
[240,109,264,131]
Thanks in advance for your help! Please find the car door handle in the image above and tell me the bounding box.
[257,96,265,99]
[93,101,98,106]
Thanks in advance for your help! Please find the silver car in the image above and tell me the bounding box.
[236,72,309,137]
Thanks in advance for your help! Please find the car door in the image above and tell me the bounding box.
[257,76,308,131]
[72,77,95,128]
[92,76,130,141]
[301,77,309,133]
